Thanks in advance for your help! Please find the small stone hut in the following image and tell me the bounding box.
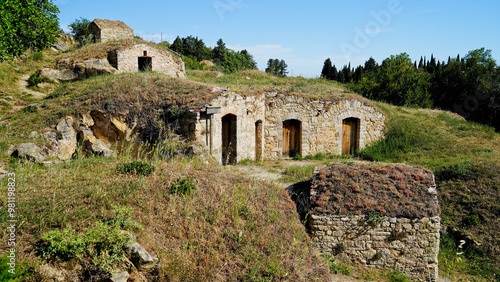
[309,162,441,281]
[108,43,185,77]
[87,19,134,43]
[183,89,386,164]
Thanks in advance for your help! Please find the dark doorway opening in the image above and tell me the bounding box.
[342,117,360,155]
[283,119,301,157]
[222,114,237,165]
[138,51,152,71]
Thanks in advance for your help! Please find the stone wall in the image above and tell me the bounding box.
[264,93,385,159]
[183,91,386,164]
[310,214,440,281]
[109,44,186,78]
[187,90,266,164]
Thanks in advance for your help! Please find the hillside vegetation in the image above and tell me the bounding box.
[0,50,499,281]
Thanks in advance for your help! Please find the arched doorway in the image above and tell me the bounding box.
[283,119,301,157]
[222,114,237,165]
[255,120,263,161]
[342,117,360,155]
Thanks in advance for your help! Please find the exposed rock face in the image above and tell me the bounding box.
[42,58,116,82]
[54,116,77,161]
[82,136,115,157]
[40,68,78,82]
[123,242,156,271]
[11,143,47,162]
[110,270,129,282]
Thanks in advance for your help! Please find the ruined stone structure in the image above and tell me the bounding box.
[87,19,134,43]
[184,90,385,164]
[309,162,441,281]
[108,44,185,78]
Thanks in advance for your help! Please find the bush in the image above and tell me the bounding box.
[39,228,87,260]
[117,161,155,176]
[27,69,52,87]
[38,206,138,272]
[388,270,411,282]
[170,176,196,196]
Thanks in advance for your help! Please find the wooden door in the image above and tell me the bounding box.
[342,118,359,155]
[283,120,300,157]
[255,120,263,161]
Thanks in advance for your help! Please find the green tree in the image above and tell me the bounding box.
[321,58,333,79]
[170,36,184,55]
[211,38,227,66]
[0,0,60,59]
[68,17,90,45]
[266,58,288,77]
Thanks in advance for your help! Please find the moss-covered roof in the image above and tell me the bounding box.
[91,19,133,31]
[54,39,182,67]
[310,162,440,218]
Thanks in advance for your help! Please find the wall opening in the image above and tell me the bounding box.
[255,120,263,161]
[282,119,301,157]
[222,114,237,165]
[342,117,360,155]
[138,50,152,71]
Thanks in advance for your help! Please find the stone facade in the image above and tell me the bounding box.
[108,43,185,78]
[87,19,134,43]
[310,215,440,281]
[265,92,385,159]
[184,89,386,164]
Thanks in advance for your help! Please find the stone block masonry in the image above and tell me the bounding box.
[310,215,440,281]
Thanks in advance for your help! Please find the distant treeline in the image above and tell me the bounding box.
[321,48,500,131]
[167,36,257,73]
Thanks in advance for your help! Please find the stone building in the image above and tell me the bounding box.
[87,19,134,43]
[182,89,386,164]
[308,162,441,281]
[108,43,185,77]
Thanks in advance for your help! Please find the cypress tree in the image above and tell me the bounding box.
[321,58,333,79]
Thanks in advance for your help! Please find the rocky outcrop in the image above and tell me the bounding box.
[123,242,157,271]
[10,143,47,163]
[40,68,78,82]
[42,58,116,82]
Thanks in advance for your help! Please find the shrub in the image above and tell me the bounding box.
[39,228,87,260]
[170,176,197,196]
[388,270,411,282]
[27,69,52,87]
[38,207,140,272]
[117,161,155,176]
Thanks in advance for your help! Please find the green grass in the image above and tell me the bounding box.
[280,164,316,183]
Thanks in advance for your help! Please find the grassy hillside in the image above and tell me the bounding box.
[358,103,500,280]
[0,54,499,281]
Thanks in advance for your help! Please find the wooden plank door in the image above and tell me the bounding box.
[283,124,290,156]
[342,118,358,155]
[283,120,300,157]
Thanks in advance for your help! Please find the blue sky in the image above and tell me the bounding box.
[56,0,500,77]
